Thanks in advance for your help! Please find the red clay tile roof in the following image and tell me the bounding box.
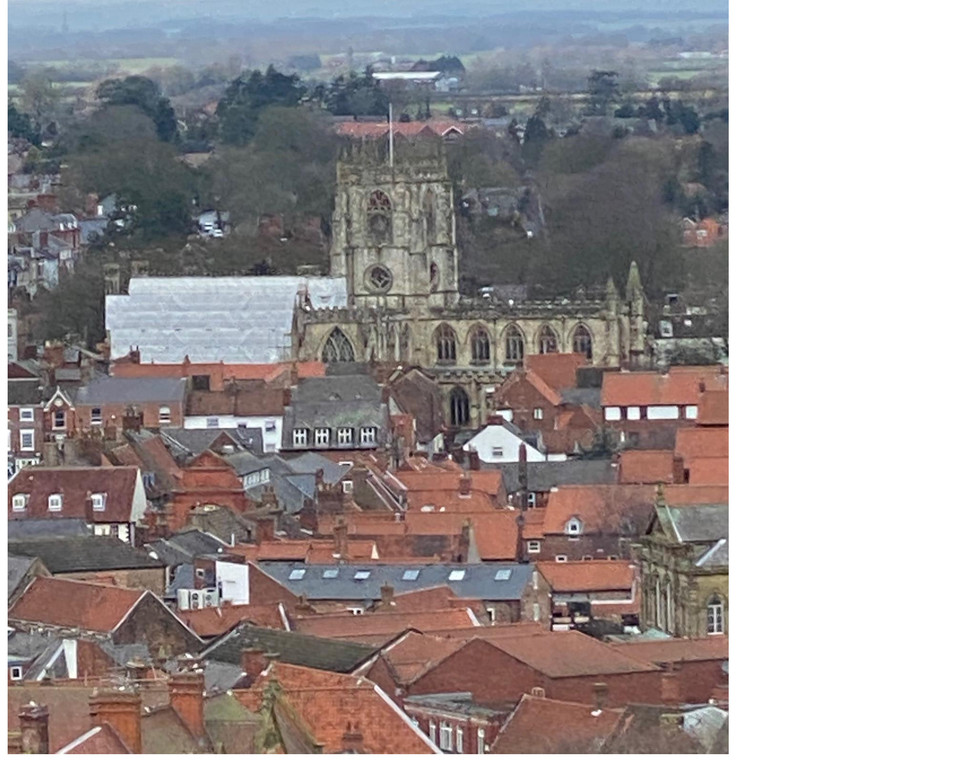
[662,485,728,505]
[429,622,551,641]
[539,484,655,537]
[601,366,728,407]
[687,457,728,486]
[481,632,657,678]
[377,632,466,685]
[696,389,728,426]
[186,388,286,417]
[405,489,501,513]
[537,561,638,592]
[8,686,99,752]
[393,468,504,498]
[389,585,483,614]
[524,353,588,391]
[618,450,676,484]
[8,466,142,524]
[244,662,438,753]
[293,608,478,640]
[59,724,133,754]
[404,512,519,560]
[178,602,289,638]
[336,120,465,139]
[612,636,728,665]
[9,577,144,633]
[674,426,729,460]
[491,694,624,754]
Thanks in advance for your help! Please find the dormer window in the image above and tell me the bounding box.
[293,428,308,447]
[91,493,106,511]
[158,406,171,424]
[48,494,63,511]
[337,427,354,445]
[564,517,582,536]
[12,494,27,511]
[315,428,330,447]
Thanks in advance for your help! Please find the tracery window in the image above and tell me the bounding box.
[450,387,470,427]
[504,325,524,363]
[367,265,393,292]
[435,324,457,364]
[321,327,355,363]
[572,324,593,361]
[470,326,491,364]
[367,190,392,245]
[538,325,559,354]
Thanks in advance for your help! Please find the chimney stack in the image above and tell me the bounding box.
[315,467,326,492]
[241,647,268,680]
[592,682,609,711]
[333,516,348,558]
[168,671,206,740]
[659,662,682,706]
[18,704,50,754]
[89,689,142,754]
[468,448,481,471]
[458,473,471,498]
[254,516,275,543]
[380,582,396,609]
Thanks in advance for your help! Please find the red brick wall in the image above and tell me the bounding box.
[526,533,629,562]
[8,405,44,458]
[402,704,505,754]
[494,378,560,433]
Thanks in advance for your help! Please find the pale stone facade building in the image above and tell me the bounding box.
[293,134,652,428]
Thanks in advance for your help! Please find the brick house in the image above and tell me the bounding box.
[167,450,250,531]
[8,362,45,475]
[402,693,512,754]
[74,376,187,433]
[8,577,204,659]
[536,561,640,630]
[490,693,624,754]
[8,466,148,544]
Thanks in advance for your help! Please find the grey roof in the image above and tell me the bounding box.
[284,376,388,447]
[223,450,270,477]
[404,693,510,718]
[694,539,728,568]
[78,217,109,244]
[166,563,196,597]
[9,537,164,574]
[98,640,152,667]
[258,562,535,602]
[160,427,264,458]
[201,624,375,673]
[8,378,44,406]
[147,530,227,567]
[8,519,92,540]
[7,630,58,665]
[281,452,350,482]
[8,555,38,600]
[204,661,246,695]
[76,375,185,405]
[491,459,617,494]
[664,504,728,543]
[105,276,348,363]
[559,387,602,408]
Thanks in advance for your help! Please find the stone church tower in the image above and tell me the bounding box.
[330,138,459,310]
[294,132,651,429]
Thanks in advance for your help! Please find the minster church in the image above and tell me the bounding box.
[292,132,653,429]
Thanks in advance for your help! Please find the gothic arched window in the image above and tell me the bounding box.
[449,386,470,427]
[367,190,392,245]
[707,595,725,635]
[572,324,593,361]
[424,189,437,243]
[504,325,524,364]
[321,327,355,363]
[435,324,457,364]
[537,325,559,354]
[470,326,491,365]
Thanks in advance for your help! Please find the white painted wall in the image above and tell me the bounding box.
[462,425,547,464]
[131,468,148,523]
[216,561,250,606]
[183,414,283,453]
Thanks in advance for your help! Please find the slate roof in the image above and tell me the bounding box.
[8,518,93,540]
[285,375,388,437]
[9,537,163,574]
[75,376,186,405]
[204,660,247,695]
[201,623,375,672]
[147,530,227,566]
[8,377,44,405]
[559,387,602,408]
[8,555,39,600]
[492,459,617,493]
[258,562,534,602]
[160,427,264,458]
[662,504,728,543]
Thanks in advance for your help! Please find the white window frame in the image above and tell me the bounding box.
[626,406,642,421]
[448,569,466,581]
[342,480,354,493]
[555,554,568,562]
[564,517,582,536]
[359,426,376,445]
[526,492,537,508]
[91,493,106,512]
[19,429,34,452]
[533,407,543,421]
[19,407,34,422]
[707,598,725,635]
[315,428,330,447]
[337,427,353,445]
[456,725,464,754]
[53,410,66,429]
[477,728,485,755]
[158,406,171,424]
[293,428,308,447]
[48,493,63,511]
[12,494,27,511]
[265,419,277,433]
[10,666,23,681]
[91,407,102,425]
[486,607,496,624]
[429,722,437,744]
[604,406,622,421]
[439,722,453,751]
[491,446,504,459]
[527,540,541,554]
[648,405,681,420]
[685,405,698,419]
